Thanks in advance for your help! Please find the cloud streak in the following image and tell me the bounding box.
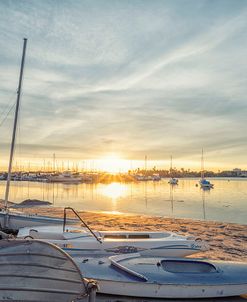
[0,0,247,170]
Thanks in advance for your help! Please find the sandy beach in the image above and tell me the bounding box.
[11,204,246,263]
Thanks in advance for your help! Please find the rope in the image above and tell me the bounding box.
[0,102,16,127]
[0,91,16,122]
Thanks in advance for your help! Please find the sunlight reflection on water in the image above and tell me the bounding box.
[0,178,246,224]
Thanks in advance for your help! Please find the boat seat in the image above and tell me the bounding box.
[29,229,66,240]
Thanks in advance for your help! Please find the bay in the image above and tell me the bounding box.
[0,177,246,225]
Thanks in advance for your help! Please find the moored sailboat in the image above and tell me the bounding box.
[168,156,178,185]
[199,149,214,189]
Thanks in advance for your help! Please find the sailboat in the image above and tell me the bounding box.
[199,149,214,189]
[0,39,76,231]
[168,155,178,185]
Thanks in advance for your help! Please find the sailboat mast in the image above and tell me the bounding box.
[201,148,204,179]
[4,38,27,210]
[144,155,147,175]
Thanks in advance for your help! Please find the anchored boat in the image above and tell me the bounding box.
[168,156,178,185]
[199,149,214,189]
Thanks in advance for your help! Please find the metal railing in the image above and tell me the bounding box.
[63,207,102,243]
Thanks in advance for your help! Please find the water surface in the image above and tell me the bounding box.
[0,178,246,224]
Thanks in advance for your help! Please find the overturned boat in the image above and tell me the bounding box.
[0,239,97,302]
[75,253,247,298]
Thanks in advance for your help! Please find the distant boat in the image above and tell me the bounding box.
[199,149,214,189]
[152,173,161,181]
[0,39,76,232]
[48,171,83,183]
[169,177,178,185]
[134,155,153,181]
[168,156,178,185]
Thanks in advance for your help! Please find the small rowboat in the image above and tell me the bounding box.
[0,239,97,302]
[75,253,247,298]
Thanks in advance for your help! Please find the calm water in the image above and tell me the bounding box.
[0,178,246,225]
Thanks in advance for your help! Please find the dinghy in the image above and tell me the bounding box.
[75,253,247,298]
[0,239,97,302]
[17,206,208,257]
[18,224,208,257]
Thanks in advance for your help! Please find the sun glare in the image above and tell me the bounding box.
[98,154,129,173]
[100,182,128,200]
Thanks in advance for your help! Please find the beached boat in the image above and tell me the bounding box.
[0,39,77,232]
[16,207,208,257]
[75,253,247,298]
[17,224,208,257]
[0,209,77,231]
[0,239,97,302]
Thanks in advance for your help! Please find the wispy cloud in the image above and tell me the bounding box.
[0,0,247,169]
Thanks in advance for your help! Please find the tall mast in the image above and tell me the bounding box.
[144,155,147,176]
[170,155,173,177]
[201,148,204,179]
[53,153,56,173]
[4,38,27,210]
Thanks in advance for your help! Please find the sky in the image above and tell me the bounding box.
[0,0,247,171]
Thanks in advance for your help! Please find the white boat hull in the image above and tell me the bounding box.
[76,254,247,298]
[98,279,247,298]
[62,240,204,257]
[17,225,208,257]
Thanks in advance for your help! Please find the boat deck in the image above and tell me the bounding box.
[75,255,247,285]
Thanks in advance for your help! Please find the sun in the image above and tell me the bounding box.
[98,154,129,173]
